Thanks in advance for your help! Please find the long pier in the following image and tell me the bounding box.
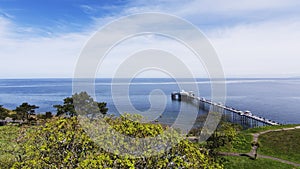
[171,90,280,128]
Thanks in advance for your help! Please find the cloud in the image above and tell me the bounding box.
[115,0,300,77]
[0,1,300,78]
[0,9,14,19]
[119,0,300,30]
[178,0,300,14]
[126,0,300,15]
[0,16,12,37]
[0,16,91,78]
[79,4,122,16]
[80,5,97,14]
[90,1,300,77]
[209,18,300,77]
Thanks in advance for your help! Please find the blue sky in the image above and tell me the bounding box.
[0,0,300,78]
[0,0,128,34]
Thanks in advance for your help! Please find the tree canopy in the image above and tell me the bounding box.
[54,92,108,117]
[14,103,39,121]
[0,105,10,120]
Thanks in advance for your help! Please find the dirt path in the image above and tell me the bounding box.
[220,126,300,167]
[257,154,300,167]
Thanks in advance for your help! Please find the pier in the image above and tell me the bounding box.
[172,90,280,128]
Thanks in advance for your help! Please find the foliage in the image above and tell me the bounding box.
[0,126,21,168]
[36,112,53,120]
[14,103,39,121]
[0,105,10,120]
[106,113,164,138]
[54,91,108,117]
[13,115,222,168]
[218,132,252,153]
[206,122,238,157]
[258,129,300,164]
[54,97,76,117]
[45,111,53,118]
[13,117,96,168]
[97,102,108,115]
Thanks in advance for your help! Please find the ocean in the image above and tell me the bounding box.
[0,78,299,124]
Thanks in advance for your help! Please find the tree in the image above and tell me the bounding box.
[0,105,9,120]
[97,102,108,115]
[54,92,108,117]
[45,112,53,119]
[54,97,76,117]
[14,103,39,121]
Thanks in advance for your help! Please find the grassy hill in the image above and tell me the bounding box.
[258,128,300,164]
[221,124,300,169]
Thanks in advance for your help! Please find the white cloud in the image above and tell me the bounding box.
[117,0,300,77]
[80,5,97,14]
[0,16,12,37]
[0,16,91,78]
[209,18,300,77]
[96,35,208,78]
[1,1,300,78]
[178,0,300,14]
[133,0,300,14]
[0,9,15,19]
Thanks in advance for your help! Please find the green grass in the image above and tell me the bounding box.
[219,124,300,154]
[243,124,299,134]
[258,129,300,164]
[220,125,300,168]
[0,125,20,168]
[218,124,300,153]
[223,156,300,169]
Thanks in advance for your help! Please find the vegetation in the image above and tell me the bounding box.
[205,122,239,157]
[2,116,298,169]
[36,111,53,120]
[13,116,222,168]
[243,124,299,134]
[258,129,300,164]
[53,96,76,117]
[218,124,300,168]
[54,91,108,117]
[217,132,252,153]
[0,105,10,120]
[1,92,300,168]
[14,103,39,121]
[223,156,300,169]
[0,126,21,168]
[188,120,247,155]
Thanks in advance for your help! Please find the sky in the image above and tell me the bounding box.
[0,0,300,78]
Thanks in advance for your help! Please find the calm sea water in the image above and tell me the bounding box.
[0,78,299,124]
